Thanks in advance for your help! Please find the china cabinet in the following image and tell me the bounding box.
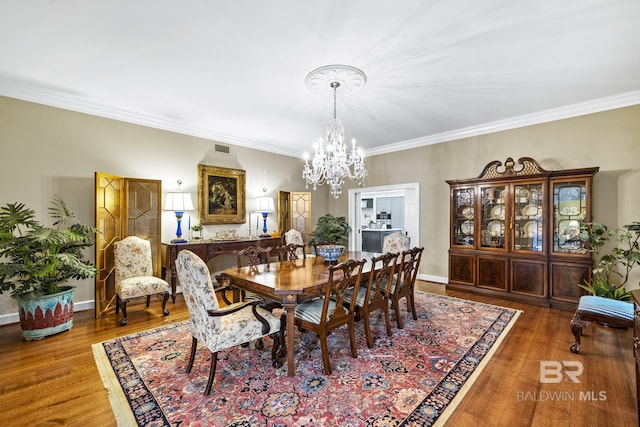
[447,157,598,310]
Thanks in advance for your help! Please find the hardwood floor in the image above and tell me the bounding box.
[0,282,636,426]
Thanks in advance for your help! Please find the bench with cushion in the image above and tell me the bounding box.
[569,295,633,353]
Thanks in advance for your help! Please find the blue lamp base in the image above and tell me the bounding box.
[259,212,270,237]
[171,211,187,243]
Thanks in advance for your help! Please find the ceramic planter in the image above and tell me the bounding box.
[17,285,75,341]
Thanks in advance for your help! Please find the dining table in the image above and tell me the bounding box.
[220,250,379,376]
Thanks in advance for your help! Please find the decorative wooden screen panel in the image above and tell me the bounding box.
[94,172,161,318]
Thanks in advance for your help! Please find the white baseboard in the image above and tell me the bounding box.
[419,274,448,284]
[0,299,95,326]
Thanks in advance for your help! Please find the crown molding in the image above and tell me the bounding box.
[365,90,640,157]
[1,76,638,159]
[0,77,300,158]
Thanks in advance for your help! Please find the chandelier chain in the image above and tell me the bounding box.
[332,82,339,120]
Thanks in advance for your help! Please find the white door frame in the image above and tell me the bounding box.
[348,182,420,252]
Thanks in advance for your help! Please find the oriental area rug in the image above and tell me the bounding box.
[92,292,520,426]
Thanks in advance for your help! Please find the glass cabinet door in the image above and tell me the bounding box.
[452,187,475,247]
[552,180,588,253]
[480,185,506,249]
[512,182,544,252]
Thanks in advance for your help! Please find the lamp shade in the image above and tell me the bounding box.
[255,196,275,213]
[164,192,194,211]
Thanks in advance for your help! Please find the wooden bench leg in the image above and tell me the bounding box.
[570,312,591,354]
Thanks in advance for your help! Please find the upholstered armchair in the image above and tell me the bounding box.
[234,245,282,349]
[382,231,410,254]
[114,236,170,326]
[175,250,284,394]
[283,229,305,258]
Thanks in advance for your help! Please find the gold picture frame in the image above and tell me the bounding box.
[198,164,246,224]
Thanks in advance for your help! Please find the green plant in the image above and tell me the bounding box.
[577,221,640,301]
[0,196,99,298]
[311,214,351,246]
[191,224,203,231]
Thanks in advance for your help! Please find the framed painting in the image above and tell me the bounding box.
[198,164,246,224]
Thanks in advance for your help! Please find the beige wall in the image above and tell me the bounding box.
[356,105,640,286]
[0,96,329,318]
[1,95,639,319]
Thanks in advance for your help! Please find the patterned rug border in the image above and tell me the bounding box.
[427,296,521,427]
[92,292,522,426]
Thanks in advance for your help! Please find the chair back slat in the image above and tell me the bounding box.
[367,252,398,302]
[394,247,423,297]
[234,245,272,269]
[276,243,306,261]
[324,258,366,322]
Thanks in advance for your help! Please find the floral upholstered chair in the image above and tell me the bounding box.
[176,250,284,395]
[283,228,305,258]
[382,231,411,254]
[234,245,282,349]
[114,236,170,326]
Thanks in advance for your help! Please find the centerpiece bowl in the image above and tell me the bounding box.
[316,244,345,263]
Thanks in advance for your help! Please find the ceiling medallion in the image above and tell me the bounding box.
[304,64,367,96]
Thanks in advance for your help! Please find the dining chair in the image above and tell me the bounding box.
[234,245,273,272]
[345,252,398,348]
[276,243,307,261]
[175,250,284,395]
[389,247,424,329]
[294,258,366,375]
[234,245,281,349]
[382,231,411,254]
[114,236,170,326]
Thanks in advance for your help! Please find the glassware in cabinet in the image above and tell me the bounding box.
[452,187,475,247]
[480,184,506,249]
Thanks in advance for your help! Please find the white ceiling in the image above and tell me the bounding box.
[1,0,639,158]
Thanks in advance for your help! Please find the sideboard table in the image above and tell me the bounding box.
[161,237,281,302]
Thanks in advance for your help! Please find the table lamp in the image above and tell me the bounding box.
[164,180,194,243]
[255,188,275,237]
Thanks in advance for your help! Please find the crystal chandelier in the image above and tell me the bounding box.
[302,65,367,198]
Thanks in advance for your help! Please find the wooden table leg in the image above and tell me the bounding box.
[232,287,241,303]
[283,301,296,376]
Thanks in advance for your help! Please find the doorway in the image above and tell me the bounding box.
[277,191,312,247]
[347,183,420,252]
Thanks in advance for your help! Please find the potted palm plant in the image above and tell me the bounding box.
[578,221,640,302]
[0,196,98,340]
[311,214,351,262]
